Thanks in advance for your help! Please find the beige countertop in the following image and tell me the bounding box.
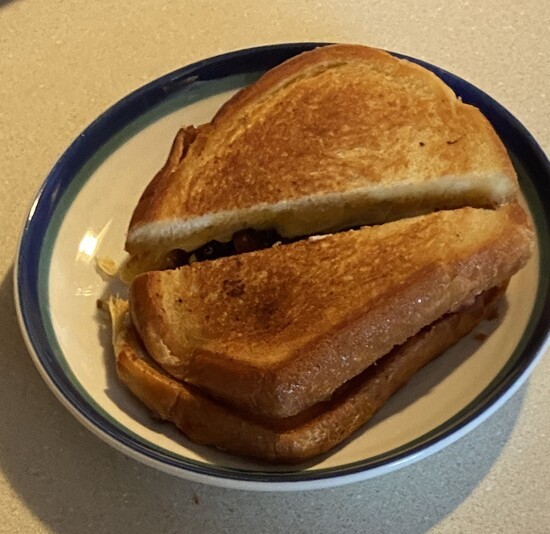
[1,1,549,532]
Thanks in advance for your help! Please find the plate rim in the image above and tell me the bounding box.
[13,42,550,491]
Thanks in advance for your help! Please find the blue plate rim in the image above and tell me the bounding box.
[13,42,550,489]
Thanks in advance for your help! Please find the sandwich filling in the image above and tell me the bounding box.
[165,228,294,268]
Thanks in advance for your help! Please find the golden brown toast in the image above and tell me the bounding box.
[124,44,518,277]
[111,285,505,463]
[128,203,533,418]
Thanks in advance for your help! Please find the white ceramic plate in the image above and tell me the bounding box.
[14,44,550,491]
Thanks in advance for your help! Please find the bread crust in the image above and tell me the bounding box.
[113,285,505,463]
[129,203,533,418]
[125,44,518,264]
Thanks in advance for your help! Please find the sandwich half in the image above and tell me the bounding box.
[123,44,518,278]
[125,204,533,421]
[110,284,505,463]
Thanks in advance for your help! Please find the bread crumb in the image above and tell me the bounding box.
[96,256,118,276]
[308,234,330,241]
[192,493,200,505]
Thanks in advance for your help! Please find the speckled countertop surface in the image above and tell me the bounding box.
[1,1,549,532]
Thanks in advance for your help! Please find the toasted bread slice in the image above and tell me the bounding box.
[124,44,518,276]
[128,203,533,418]
[111,285,504,463]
